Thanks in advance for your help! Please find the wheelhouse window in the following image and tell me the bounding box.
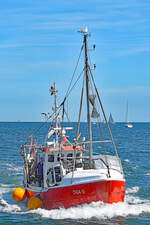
[61,153,64,161]
[67,153,73,161]
[76,153,81,158]
[48,154,54,162]
[57,154,60,161]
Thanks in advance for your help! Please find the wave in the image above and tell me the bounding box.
[5,163,23,175]
[133,165,140,169]
[0,183,13,195]
[126,186,139,194]
[124,159,130,163]
[145,173,150,176]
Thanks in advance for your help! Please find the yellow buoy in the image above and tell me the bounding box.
[28,196,42,210]
[12,187,26,202]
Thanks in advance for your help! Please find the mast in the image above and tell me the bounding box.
[50,82,58,145]
[54,83,59,145]
[84,34,93,168]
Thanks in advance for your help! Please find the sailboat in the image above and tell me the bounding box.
[12,29,125,210]
[125,102,133,128]
[109,113,115,124]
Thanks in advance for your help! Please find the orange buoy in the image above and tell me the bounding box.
[12,187,26,202]
[28,196,42,210]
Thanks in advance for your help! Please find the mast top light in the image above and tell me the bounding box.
[78,27,88,34]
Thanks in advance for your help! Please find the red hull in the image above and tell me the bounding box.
[40,180,125,210]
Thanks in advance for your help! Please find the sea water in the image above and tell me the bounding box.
[0,122,150,225]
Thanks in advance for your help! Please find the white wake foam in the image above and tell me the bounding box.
[0,184,21,213]
[0,185,150,220]
[0,197,21,213]
[29,200,150,220]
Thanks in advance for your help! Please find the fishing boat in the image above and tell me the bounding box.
[125,102,133,128]
[12,29,125,210]
[109,113,115,124]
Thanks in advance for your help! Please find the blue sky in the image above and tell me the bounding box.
[0,0,150,122]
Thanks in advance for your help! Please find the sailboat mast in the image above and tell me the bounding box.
[84,34,93,168]
[125,102,128,123]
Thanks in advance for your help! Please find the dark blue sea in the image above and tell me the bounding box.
[0,122,150,225]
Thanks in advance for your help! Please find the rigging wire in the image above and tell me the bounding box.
[23,65,84,146]
[22,42,85,146]
[88,73,108,154]
[23,107,62,146]
[63,68,85,102]
[65,43,84,100]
